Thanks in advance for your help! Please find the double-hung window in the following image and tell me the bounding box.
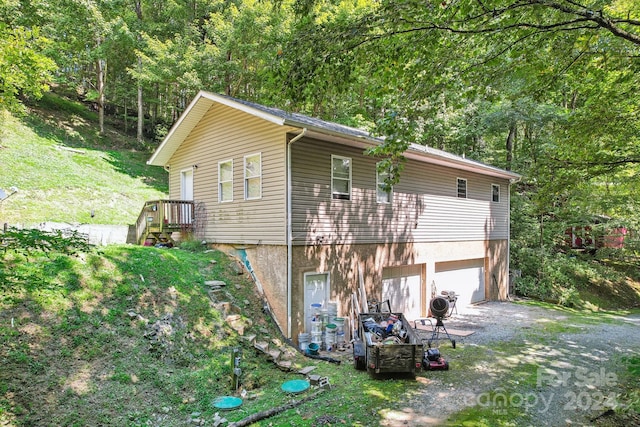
[492,184,500,203]
[331,155,351,200]
[376,161,392,204]
[457,178,467,199]
[244,153,262,200]
[218,159,233,202]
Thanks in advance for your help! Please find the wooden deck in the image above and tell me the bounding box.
[135,200,194,245]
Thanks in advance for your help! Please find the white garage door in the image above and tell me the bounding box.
[382,264,423,321]
[434,259,485,308]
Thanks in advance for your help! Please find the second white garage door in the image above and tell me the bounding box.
[434,258,485,309]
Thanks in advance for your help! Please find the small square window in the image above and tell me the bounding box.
[457,178,467,198]
[492,184,500,203]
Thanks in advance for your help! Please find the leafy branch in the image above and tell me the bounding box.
[1,227,92,258]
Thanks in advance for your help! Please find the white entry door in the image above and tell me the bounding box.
[304,272,330,333]
[382,264,423,321]
[181,169,194,200]
[180,169,194,223]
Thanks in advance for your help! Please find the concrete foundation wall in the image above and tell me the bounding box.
[216,239,509,343]
[243,245,289,333]
[289,239,510,341]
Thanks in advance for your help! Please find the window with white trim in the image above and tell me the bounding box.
[376,161,392,204]
[331,155,351,200]
[457,178,467,198]
[244,153,262,200]
[492,184,500,203]
[218,159,233,202]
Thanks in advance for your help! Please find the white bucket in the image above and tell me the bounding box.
[332,317,345,345]
[308,303,323,333]
[327,301,338,318]
[298,333,310,351]
[324,323,337,351]
[310,319,322,333]
[311,331,323,347]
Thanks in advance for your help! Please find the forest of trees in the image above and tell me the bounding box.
[2,0,639,301]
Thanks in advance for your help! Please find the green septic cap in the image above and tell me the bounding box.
[213,396,243,410]
[281,379,310,394]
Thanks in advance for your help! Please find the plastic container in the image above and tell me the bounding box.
[320,308,329,328]
[310,319,322,333]
[324,323,337,351]
[332,317,345,346]
[308,303,323,333]
[311,331,323,349]
[327,301,338,320]
[298,332,310,351]
[307,342,319,355]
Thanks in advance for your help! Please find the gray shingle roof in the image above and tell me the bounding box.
[149,90,520,181]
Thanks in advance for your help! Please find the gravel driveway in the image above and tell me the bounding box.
[379,300,640,427]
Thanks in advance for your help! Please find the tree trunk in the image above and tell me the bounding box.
[506,123,516,171]
[135,0,144,143]
[137,62,144,143]
[226,51,232,96]
[97,57,106,135]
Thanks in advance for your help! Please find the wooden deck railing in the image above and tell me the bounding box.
[135,200,194,244]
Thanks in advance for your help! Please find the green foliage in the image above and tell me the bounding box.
[0,227,92,294]
[0,24,56,111]
[1,227,91,257]
[511,245,640,309]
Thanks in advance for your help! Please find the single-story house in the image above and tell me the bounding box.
[146,91,521,343]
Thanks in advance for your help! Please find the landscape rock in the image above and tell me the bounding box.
[205,280,226,288]
[230,262,244,275]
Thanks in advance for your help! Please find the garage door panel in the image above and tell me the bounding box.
[382,265,423,321]
[434,258,485,308]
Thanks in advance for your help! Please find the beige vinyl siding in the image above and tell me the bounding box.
[291,138,510,245]
[168,103,288,244]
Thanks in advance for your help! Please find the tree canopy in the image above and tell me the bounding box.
[1,0,639,283]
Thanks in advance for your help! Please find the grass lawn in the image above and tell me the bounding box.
[0,96,167,225]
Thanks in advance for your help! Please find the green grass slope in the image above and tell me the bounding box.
[0,243,418,427]
[0,94,167,225]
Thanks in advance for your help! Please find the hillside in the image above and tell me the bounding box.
[0,241,379,426]
[0,94,167,226]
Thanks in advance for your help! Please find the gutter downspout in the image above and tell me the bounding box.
[286,128,307,339]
